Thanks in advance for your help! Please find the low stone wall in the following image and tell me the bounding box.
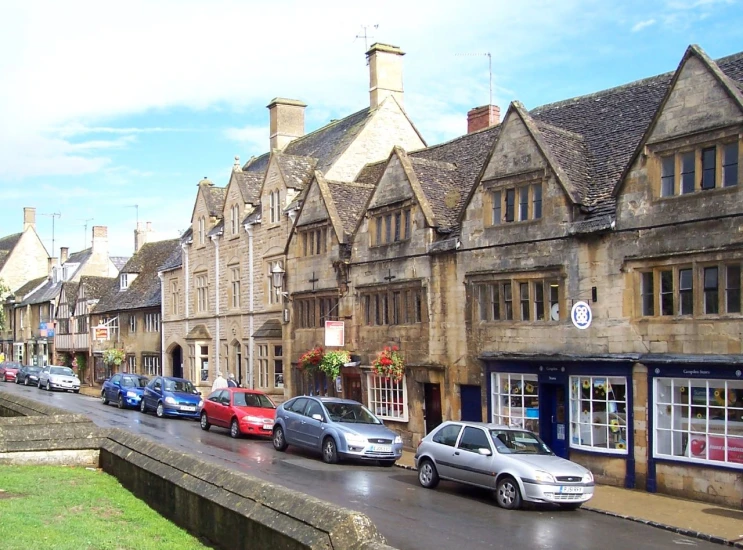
[0,390,396,550]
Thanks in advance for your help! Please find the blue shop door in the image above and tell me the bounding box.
[460,385,482,422]
[539,383,568,458]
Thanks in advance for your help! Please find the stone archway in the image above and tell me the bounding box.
[168,344,183,378]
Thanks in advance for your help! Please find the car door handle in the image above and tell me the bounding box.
[454,451,460,456]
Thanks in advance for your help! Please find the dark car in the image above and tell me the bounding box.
[101,373,149,409]
[0,361,22,382]
[200,388,276,438]
[140,376,202,419]
[15,365,42,386]
[272,396,403,466]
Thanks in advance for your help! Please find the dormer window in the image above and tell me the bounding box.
[371,207,411,246]
[120,273,130,290]
[489,183,542,225]
[658,140,738,197]
[299,226,328,256]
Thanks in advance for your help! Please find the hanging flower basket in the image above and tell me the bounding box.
[319,350,350,381]
[102,348,126,368]
[372,346,405,382]
[298,346,323,372]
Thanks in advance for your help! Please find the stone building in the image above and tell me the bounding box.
[160,43,426,402]
[90,238,180,382]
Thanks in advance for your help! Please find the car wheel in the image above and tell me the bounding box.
[46,381,51,391]
[23,377,28,386]
[156,402,164,418]
[379,460,397,467]
[230,418,241,439]
[37,380,42,389]
[496,476,522,510]
[200,412,211,431]
[322,437,339,464]
[272,426,288,451]
[140,399,148,414]
[417,459,440,488]
[560,503,583,511]
[117,394,125,409]
[73,389,79,394]
[101,392,109,405]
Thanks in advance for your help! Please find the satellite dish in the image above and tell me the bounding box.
[550,303,560,321]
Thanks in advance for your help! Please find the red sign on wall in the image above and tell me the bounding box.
[688,434,743,464]
[324,321,345,347]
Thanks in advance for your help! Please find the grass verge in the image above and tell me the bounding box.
[0,465,209,550]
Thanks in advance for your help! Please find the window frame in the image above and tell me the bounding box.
[366,373,408,422]
[195,272,209,312]
[473,276,561,323]
[360,284,425,326]
[486,180,543,227]
[370,206,413,247]
[569,375,629,455]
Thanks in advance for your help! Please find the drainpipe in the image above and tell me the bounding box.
[182,242,190,378]
[246,223,254,389]
[157,271,165,376]
[212,234,220,379]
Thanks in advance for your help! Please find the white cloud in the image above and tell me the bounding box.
[632,19,657,32]
[223,126,267,154]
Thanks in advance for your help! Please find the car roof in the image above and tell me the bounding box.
[225,387,265,394]
[438,420,512,430]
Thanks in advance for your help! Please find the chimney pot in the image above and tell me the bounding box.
[467,105,500,134]
[60,247,69,264]
[267,98,306,151]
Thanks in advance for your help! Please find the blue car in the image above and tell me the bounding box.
[101,373,149,409]
[140,376,203,419]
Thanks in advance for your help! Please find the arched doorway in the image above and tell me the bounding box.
[171,345,183,378]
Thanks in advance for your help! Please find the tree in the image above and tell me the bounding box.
[0,278,11,333]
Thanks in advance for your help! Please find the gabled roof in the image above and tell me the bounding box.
[324,180,376,239]
[59,281,79,306]
[19,279,61,306]
[110,256,129,271]
[205,186,227,218]
[93,239,180,314]
[208,220,224,238]
[67,247,92,264]
[78,276,114,302]
[243,203,261,225]
[13,276,48,300]
[158,244,183,273]
[0,233,22,272]
[232,170,263,205]
[275,152,317,190]
[355,160,386,185]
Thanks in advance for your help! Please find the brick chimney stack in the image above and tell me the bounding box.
[134,221,153,253]
[91,226,108,255]
[367,43,405,110]
[23,207,36,231]
[467,105,501,134]
[60,247,69,264]
[267,98,306,151]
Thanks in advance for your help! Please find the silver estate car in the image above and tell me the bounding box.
[272,396,403,466]
[415,421,594,510]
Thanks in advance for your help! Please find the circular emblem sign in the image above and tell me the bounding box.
[571,301,592,330]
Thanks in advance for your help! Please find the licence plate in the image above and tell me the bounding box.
[558,486,583,494]
[371,444,392,453]
[181,406,196,412]
[263,422,273,430]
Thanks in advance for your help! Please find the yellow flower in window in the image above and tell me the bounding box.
[513,385,521,394]
[609,419,620,433]
[696,412,704,419]
[503,384,510,393]
[582,380,591,390]
[596,382,605,392]
[525,383,534,394]
[680,386,686,393]
[615,442,626,450]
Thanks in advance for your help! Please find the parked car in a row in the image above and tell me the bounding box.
[15,365,42,386]
[140,376,203,419]
[272,396,403,466]
[0,361,22,383]
[101,373,149,409]
[415,421,595,510]
[200,387,276,438]
[37,365,80,393]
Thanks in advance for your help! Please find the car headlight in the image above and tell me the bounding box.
[244,415,263,424]
[582,470,594,483]
[198,400,204,408]
[345,433,368,446]
[534,470,556,484]
[394,435,403,444]
[164,396,177,405]
[126,391,138,398]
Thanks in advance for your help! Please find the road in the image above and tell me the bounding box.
[0,382,721,550]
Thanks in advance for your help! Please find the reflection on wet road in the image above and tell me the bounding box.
[1,384,720,550]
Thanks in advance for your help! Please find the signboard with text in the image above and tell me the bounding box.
[324,321,345,347]
[94,325,109,341]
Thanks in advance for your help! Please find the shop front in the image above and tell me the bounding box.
[645,359,743,499]
[483,356,636,488]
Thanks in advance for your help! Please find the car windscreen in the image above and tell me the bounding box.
[324,402,382,424]
[164,379,195,393]
[27,367,41,373]
[122,376,148,388]
[233,392,275,408]
[50,367,74,376]
[489,429,553,455]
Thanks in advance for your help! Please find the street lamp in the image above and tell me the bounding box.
[4,294,16,360]
[271,262,286,295]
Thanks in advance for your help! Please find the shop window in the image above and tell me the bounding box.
[654,378,743,467]
[491,373,539,433]
[367,374,408,422]
[569,376,628,454]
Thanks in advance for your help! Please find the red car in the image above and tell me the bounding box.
[199,387,277,438]
[0,362,22,382]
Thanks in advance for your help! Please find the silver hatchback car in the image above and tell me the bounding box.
[415,421,594,510]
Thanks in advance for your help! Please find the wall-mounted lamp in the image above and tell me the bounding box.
[272,262,289,299]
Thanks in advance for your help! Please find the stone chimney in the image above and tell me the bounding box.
[198,176,213,188]
[23,207,36,231]
[48,257,58,274]
[91,226,108,255]
[267,98,306,151]
[367,43,405,110]
[467,105,501,134]
[60,247,69,264]
[134,221,153,253]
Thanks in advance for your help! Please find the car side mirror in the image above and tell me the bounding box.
[478,448,493,456]
[311,413,324,422]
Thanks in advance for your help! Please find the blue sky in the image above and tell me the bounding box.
[1,0,741,258]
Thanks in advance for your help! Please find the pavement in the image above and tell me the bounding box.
[77,385,743,547]
[397,448,743,548]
